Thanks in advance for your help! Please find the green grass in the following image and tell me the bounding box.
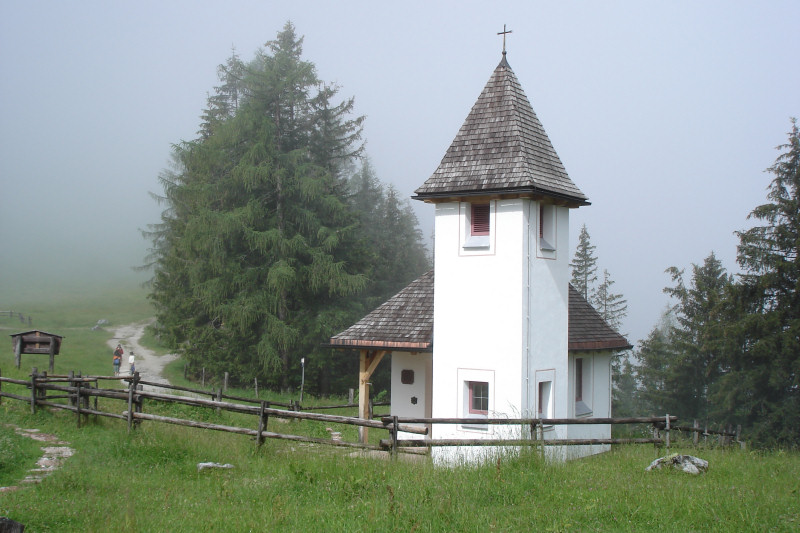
[0,398,798,531]
[2,283,799,531]
[0,423,43,488]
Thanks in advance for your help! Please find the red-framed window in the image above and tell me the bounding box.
[468,381,489,414]
[471,203,490,236]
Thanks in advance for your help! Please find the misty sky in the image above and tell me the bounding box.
[1,1,798,345]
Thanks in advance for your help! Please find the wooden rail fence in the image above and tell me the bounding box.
[0,368,743,455]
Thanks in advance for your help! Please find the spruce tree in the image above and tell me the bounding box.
[570,224,597,301]
[149,22,367,390]
[724,120,800,445]
[662,253,732,422]
[147,24,430,394]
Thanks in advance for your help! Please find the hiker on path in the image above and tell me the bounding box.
[128,352,135,375]
[113,344,123,375]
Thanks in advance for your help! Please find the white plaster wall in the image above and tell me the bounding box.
[565,351,613,458]
[525,202,571,441]
[431,200,526,462]
[391,351,432,440]
[430,199,577,464]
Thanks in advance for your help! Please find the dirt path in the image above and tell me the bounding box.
[107,319,178,388]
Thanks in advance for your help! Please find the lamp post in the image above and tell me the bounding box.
[300,357,305,405]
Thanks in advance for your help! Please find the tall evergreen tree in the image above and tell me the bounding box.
[722,120,800,445]
[662,253,733,422]
[570,224,597,301]
[149,22,367,391]
[146,24,430,395]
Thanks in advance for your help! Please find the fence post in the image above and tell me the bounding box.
[0,368,3,406]
[391,415,399,459]
[348,388,354,405]
[216,388,222,414]
[127,374,135,433]
[75,379,82,428]
[254,378,259,399]
[256,401,269,449]
[537,422,545,459]
[693,419,699,446]
[665,414,670,452]
[202,367,205,387]
[30,367,38,414]
[68,371,75,406]
[223,372,229,393]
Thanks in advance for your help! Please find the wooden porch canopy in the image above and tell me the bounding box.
[329,272,433,442]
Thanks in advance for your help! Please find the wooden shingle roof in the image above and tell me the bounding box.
[329,271,434,351]
[568,285,632,351]
[413,55,589,206]
[329,272,630,353]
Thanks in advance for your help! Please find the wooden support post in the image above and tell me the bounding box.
[693,419,699,446]
[391,415,399,458]
[30,367,38,414]
[48,339,56,373]
[256,401,269,449]
[358,349,386,443]
[14,338,22,369]
[254,378,259,399]
[68,371,76,407]
[216,388,222,414]
[223,372,229,392]
[127,374,135,433]
[537,422,545,458]
[348,388,354,405]
[75,379,82,428]
[665,414,670,452]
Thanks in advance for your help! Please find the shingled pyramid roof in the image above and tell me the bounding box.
[329,272,630,353]
[414,55,589,206]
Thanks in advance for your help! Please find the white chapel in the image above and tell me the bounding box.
[330,50,630,462]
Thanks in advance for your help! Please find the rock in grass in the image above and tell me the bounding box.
[0,516,26,533]
[646,454,708,474]
[197,462,234,472]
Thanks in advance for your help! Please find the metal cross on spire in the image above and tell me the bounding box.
[498,24,512,55]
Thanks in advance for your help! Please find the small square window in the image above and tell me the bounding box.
[468,381,489,414]
[400,369,415,385]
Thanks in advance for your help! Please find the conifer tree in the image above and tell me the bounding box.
[570,224,597,301]
[147,24,430,394]
[662,253,732,422]
[149,22,367,390]
[722,120,800,445]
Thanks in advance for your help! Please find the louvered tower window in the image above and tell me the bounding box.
[471,203,490,236]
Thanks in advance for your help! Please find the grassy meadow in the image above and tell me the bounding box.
[1,286,799,531]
